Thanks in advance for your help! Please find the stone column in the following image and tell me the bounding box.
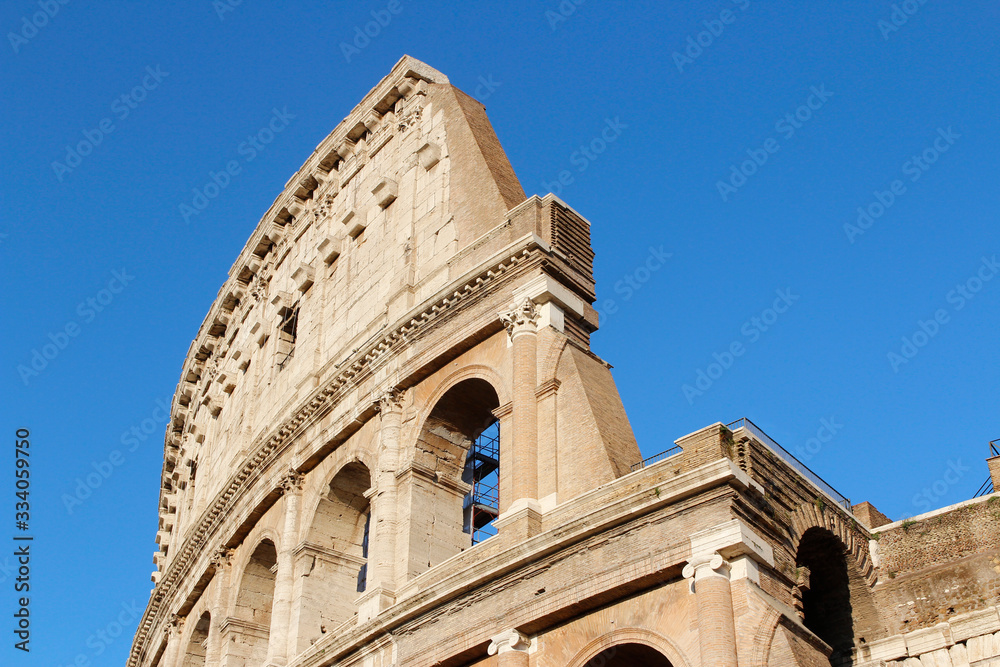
[357,388,404,623]
[372,388,404,593]
[683,552,739,667]
[499,298,540,507]
[161,614,184,667]
[487,628,531,667]
[266,469,304,666]
[206,547,234,666]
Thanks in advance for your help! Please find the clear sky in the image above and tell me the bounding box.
[2,1,998,664]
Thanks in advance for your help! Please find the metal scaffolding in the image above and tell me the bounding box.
[463,420,500,545]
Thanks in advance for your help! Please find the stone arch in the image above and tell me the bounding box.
[291,460,373,651]
[789,502,875,586]
[412,375,503,485]
[748,606,782,667]
[182,611,211,666]
[230,538,277,664]
[566,628,691,667]
[418,363,511,416]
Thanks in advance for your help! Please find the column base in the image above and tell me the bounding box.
[356,585,397,624]
[495,499,543,540]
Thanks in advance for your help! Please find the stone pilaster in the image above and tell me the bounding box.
[499,298,540,509]
[488,628,531,667]
[206,547,234,665]
[266,469,304,666]
[683,552,739,667]
[371,388,404,594]
[161,614,184,667]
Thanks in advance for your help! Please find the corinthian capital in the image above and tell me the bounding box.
[375,386,405,414]
[499,297,540,338]
[278,468,305,495]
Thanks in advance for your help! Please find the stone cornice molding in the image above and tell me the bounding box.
[130,241,542,667]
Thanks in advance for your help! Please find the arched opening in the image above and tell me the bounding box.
[796,528,855,665]
[231,539,277,663]
[585,642,673,666]
[419,379,500,543]
[183,611,210,666]
[292,462,371,651]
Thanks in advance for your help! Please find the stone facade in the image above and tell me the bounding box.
[128,57,1000,667]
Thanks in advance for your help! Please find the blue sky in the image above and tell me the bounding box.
[2,1,998,664]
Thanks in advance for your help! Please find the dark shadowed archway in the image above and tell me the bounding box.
[585,642,673,666]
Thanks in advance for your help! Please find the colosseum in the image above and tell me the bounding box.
[128,56,1000,667]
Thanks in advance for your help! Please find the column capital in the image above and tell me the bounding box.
[164,612,183,637]
[499,297,540,339]
[210,546,235,570]
[374,386,405,414]
[488,628,531,655]
[683,551,730,588]
[278,468,305,495]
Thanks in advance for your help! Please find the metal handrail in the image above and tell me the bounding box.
[630,445,683,472]
[726,417,853,512]
[974,477,995,498]
[990,439,999,457]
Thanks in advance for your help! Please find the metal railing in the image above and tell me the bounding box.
[726,417,853,512]
[974,477,995,498]
[630,445,683,472]
[990,439,999,457]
